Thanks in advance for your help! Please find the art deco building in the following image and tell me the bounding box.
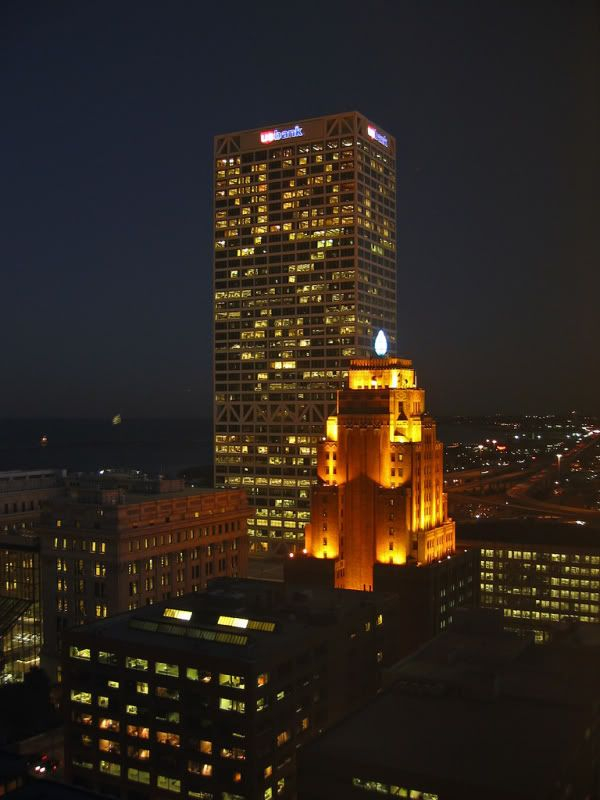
[304,352,456,591]
[37,475,249,679]
[286,349,476,654]
[213,112,397,554]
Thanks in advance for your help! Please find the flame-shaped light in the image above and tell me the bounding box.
[374,329,388,357]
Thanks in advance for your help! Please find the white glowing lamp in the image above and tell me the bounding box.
[374,329,388,357]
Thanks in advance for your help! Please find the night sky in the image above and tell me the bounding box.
[2,1,598,419]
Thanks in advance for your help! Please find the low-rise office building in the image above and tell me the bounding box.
[62,577,394,800]
[38,477,250,677]
[298,609,600,800]
[0,470,66,534]
[457,519,600,641]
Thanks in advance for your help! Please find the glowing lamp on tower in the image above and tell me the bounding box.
[374,329,388,357]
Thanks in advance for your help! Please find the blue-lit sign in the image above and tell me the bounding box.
[260,125,303,144]
[367,125,389,147]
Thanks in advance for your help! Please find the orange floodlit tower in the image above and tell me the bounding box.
[304,333,455,591]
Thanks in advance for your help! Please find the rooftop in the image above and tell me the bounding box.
[457,517,600,549]
[302,609,600,797]
[66,578,386,663]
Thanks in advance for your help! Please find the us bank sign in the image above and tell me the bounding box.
[260,125,303,144]
[367,125,389,147]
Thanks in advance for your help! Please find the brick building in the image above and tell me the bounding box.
[38,476,249,678]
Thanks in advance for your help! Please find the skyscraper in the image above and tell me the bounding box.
[304,354,456,591]
[285,353,477,655]
[213,112,397,554]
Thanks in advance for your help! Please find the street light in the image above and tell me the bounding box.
[557,453,562,475]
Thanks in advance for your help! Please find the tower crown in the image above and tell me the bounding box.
[348,357,417,391]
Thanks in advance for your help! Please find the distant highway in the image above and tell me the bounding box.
[447,432,600,520]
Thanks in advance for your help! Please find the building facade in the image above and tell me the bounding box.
[213,112,397,554]
[285,354,476,656]
[37,477,249,678]
[0,469,66,534]
[458,519,600,642]
[62,578,393,800]
[297,609,600,800]
[304,355,456,590]
[0,532,41,683]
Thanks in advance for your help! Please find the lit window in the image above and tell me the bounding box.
[156,731,180,747]
[126,657,148,671]
[156,662,179,678]
[98,739,120,755]
[157,775,181,793]
[69,646,91,661]
[219,697,245,714]
[186,667,212,683]
[98,718,120,732]
[98,651,117,665]
[70,690,92,705]
[276,730,290,747]
[127,767,150,784]
[163,608,192,621]
[99,760,120,776]
[127,725,150,739]
[219,673,245,689]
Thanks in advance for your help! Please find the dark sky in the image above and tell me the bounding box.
[2,0,598,419]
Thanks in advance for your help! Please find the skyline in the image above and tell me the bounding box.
[2,1,598,419]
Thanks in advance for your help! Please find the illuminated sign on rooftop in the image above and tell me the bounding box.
[367,125,389,147]
[374,329,388,357]
[260,125,303,144]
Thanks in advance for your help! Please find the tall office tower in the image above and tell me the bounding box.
[304,353,456,591]
[214,112,397,554]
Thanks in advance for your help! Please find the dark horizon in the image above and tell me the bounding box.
[2,0,598,418]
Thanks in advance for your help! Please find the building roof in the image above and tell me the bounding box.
[0,532,39,552]
[65,578,385,664]
[301,610,600,797]
[457,518,600,549]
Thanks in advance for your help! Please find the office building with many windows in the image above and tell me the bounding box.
[0,532,42,683]
[457,519,600,642]
[62,577,394,800]
[213,112,397,554]
[38,474,249,678]
[0,469,66,534]
[298,609,600,800]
